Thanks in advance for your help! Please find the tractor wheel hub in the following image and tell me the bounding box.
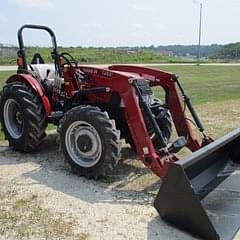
[77,135,93,153]
[65,121,102,168]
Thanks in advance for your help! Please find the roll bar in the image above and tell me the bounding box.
[17,24,60,73]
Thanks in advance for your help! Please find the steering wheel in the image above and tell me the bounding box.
[59,52,78,68]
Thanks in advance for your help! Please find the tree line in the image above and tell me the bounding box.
[209,42,240,59]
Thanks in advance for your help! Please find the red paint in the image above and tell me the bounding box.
[5,65,212,178]
[7,74,52,115]
[73,65,210,178]
[109,65,202,151]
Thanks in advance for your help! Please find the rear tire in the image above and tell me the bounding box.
[59,106,121,179]
[0,82,47,151]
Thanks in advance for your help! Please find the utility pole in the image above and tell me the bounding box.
[197,3,202,65]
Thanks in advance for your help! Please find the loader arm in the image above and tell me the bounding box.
[109,65,207,151]
[79,65,176,177]
[79,65,209,178]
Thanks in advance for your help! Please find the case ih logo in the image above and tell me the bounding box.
[81,68,113,78]
[81,68,98,75]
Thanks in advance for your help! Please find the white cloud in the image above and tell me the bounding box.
[13,0,53,9]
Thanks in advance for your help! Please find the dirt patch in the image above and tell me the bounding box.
[0,191,88,240]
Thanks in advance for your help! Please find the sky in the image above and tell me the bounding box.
[0,0,240,47]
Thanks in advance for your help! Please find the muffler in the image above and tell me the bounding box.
[154,128,240,240]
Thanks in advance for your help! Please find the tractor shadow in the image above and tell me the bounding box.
[0,133,161,205]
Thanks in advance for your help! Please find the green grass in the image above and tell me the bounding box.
[0,65,240,141]
[152,65,240,104]
[1,66,238,105]
[0,47,180,65]
[0,71,15,88]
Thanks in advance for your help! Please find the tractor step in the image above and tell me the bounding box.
[154,129,240,240]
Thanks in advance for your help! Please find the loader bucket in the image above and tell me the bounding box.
[154,128,240,240]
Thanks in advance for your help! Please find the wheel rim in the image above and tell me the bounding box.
[65,121,102,168]
[3,99,24,139]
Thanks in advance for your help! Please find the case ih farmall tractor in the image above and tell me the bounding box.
[1,25,240,240]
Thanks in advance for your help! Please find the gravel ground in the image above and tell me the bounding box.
[0,134,200,240]
[0,133,240,240]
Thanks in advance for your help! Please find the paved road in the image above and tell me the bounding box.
[0,65,17,71]
[1,63,240,71]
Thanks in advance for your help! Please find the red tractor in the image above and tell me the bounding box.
[1,25,240,240]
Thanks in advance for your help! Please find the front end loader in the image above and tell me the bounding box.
[0,24,240,239]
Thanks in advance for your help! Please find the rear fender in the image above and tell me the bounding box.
[6,74,52,115]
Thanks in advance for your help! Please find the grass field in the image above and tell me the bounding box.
[0,47,180,65]
[0,65,239,141]
[0,71,15,88]
[152,65,240,104]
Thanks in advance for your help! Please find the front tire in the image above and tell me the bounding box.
[59,106,121,179]
[0,82,47,151]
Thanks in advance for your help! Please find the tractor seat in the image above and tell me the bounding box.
[30,64,56,81]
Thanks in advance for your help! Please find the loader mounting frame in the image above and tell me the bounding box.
[107,65,212,177]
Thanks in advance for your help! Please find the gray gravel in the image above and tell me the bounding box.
[1,134,239,240]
